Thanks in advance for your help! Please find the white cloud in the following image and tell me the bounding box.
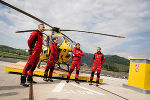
[0,0,150,58]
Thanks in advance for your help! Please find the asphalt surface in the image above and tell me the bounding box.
[0,61,150,100]
[0,61,29,100]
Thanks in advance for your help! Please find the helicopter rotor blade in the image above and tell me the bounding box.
[44,29,53,31]
[0,0,54,29]
[16,30,37,33]
[60,29,125,38]
[16,29,53,33]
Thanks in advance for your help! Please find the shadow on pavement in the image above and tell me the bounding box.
[37,79,62,85]
[0,85,26,91]
[0,92,18,97]
[21,98,28,100]
[46,98,69,100]
[100,82,109,85]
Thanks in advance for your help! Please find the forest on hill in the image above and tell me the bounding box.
[81,53,129,72]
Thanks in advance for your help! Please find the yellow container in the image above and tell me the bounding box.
[128,58,150,90]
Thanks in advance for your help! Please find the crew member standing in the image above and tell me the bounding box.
[43,37,58,82]
[21,24,45,87]
[89,47,105,86]
[66,43,84,84]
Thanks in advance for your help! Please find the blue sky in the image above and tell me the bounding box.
[0,0,150,59]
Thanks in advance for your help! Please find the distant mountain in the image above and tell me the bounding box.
[105,55,129,66]
[81,53,130,72]
[81,53,129,66]
[81,53,111,66]
[103,55,130,72]
[0,45,28,56]
[0,45,15,49]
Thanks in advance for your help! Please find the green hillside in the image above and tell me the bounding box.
[81,53,111,65]
[0,45,28,59]
[81,53,129,72]
[103,55,129,72]
[105,55,129,65]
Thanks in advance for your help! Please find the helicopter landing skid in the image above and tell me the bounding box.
[56,63,70,72]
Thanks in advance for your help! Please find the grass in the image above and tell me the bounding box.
[0,51,28,60]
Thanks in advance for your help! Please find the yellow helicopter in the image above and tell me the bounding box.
[38,30,76,71]
[0,0,125,71]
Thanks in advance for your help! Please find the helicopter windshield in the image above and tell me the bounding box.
[50,35,64,47]
[62,34,75,50]
[43,34,75,49]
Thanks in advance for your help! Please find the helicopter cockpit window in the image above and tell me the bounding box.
[63,35,74,50]
[51,35,64,47]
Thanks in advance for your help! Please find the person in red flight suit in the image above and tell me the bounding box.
[21,24,45,87]
[66,43,84,84]
[89,47,105,86]
[43,37,58,82]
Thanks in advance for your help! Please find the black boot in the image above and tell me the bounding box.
[43,74,48,82]
[66,76,70,83]
[96,80,99,86]
[75,78,80,84]
[20,75,29,87]
[48,75,53,82]
[27,75,37,84]
[89,79,93,85]
[48,78,53,82]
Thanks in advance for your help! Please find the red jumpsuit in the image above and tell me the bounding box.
[44,42,58,77]
[22,30,43,76]
[68,48,84,79]
[90,52,105,81]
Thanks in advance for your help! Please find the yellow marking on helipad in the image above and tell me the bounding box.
[5,62,103,83]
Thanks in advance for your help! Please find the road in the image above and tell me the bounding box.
[0,61,150,100]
